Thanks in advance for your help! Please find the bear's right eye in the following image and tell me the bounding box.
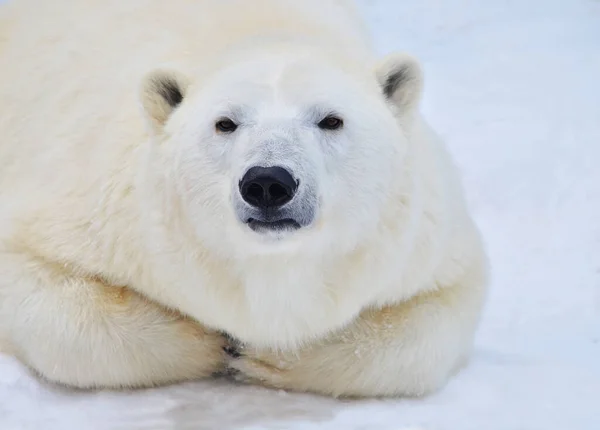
[215,118,238,133]
[317,115,343,131]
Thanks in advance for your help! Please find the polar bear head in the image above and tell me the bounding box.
[139,50,423,262]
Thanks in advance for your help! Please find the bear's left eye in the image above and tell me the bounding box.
[215,118,238,133]
[318,115,343,131]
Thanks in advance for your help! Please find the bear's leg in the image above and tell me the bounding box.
[0,252,227,389]
[228,263,487,398]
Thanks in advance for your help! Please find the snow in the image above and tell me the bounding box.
[1,0,599,428]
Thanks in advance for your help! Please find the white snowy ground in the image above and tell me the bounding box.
[1,0,599,429]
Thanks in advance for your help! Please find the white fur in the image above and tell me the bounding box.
[0,0,489,397]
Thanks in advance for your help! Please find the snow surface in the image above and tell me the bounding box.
[1,0,599,429]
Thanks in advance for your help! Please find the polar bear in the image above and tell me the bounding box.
[0,0,488,398]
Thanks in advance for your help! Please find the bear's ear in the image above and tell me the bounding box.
[375,52,423,113]
[140,69,190,133]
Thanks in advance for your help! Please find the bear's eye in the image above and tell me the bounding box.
[215,118,238,133]
[318,115,343,131]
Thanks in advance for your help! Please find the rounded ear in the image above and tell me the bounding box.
[139,68,190,133]
[374,52,423,113]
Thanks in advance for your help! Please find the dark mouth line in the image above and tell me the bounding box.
[247,218,301,231]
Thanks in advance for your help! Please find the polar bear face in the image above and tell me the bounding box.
[140,51,423,261]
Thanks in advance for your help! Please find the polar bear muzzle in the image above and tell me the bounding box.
[236,165,307,233]
[234,165,315,234]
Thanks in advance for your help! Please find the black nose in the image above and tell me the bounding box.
[239,166,297,209]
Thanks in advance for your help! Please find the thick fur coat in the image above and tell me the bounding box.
[0,0,488,397]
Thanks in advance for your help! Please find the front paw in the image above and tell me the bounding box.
[221,333,242,359]
[220,338,300,386]
[221,339,361,397]
[224,343,344,396]
[226,348,298,390]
